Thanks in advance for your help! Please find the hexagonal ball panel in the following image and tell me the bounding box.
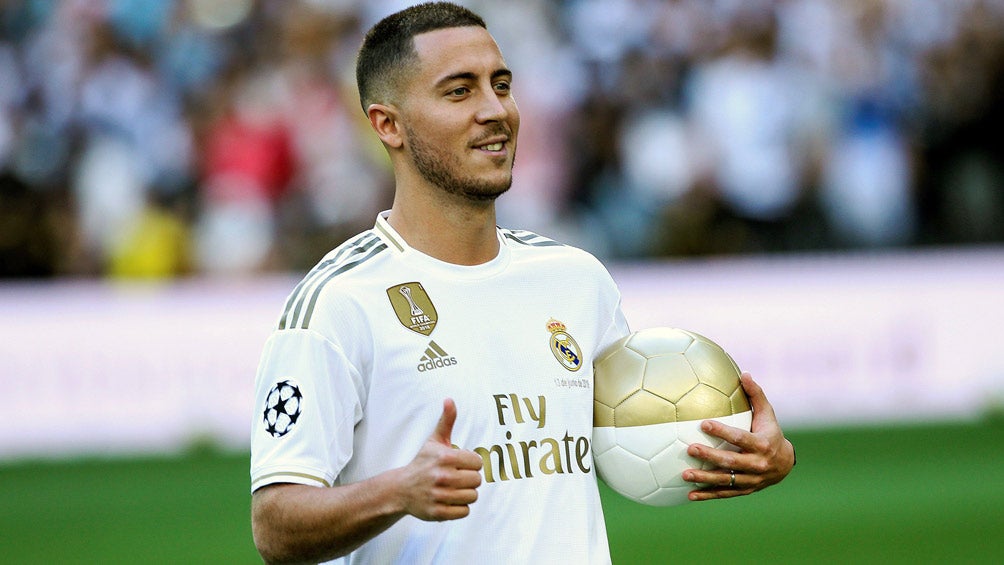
[626,327,694,357]
[643,353,700,404]
[684,338,741,394]
[614,389,677,427]
[594,343,647,409]
[595,445,659,500]
[675,383,732,421]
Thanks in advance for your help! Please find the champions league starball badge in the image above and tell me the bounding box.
[263,380,303,438]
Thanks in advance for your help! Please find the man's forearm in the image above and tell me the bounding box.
[251,469,408,564]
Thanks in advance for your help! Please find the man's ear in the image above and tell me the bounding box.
[367,104,404,149]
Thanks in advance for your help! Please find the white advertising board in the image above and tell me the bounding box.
[1,249,1001,458]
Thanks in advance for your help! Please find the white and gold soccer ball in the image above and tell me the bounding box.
[592,327,752,506]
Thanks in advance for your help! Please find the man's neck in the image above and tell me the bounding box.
[387,191,501,266]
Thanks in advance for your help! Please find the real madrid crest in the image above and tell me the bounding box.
[387,282,438,336]
[547,318,582,372]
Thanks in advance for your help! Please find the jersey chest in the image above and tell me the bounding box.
[373,278,593,386]
[355,276,600,463]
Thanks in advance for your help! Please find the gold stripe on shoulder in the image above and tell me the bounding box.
[375,216,406,253]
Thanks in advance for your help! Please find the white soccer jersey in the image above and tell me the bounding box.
[251,212,630,564]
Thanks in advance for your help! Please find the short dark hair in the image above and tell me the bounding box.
[356,2,487,113]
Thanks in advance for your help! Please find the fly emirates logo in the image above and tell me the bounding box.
[466,393,592,484]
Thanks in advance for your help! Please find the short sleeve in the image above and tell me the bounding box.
[591,258,631,356]
[250,329,364,492]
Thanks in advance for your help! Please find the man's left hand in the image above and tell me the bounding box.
[682,372,795,501]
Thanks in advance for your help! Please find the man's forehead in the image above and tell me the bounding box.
[411,26,507,78]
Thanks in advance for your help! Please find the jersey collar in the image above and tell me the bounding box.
[373,211,511,278]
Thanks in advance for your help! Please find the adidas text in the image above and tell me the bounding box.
[418,356,458,372]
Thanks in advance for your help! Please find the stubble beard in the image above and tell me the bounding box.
[405,124,515,204]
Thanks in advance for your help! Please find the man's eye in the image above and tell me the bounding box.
[494,82,511,93]
[449,87,469,96]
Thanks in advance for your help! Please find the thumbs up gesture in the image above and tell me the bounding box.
[400,398,484,521]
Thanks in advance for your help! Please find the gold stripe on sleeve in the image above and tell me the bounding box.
[251,471,332,490]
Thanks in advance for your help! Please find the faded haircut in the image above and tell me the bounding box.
[356,2,487,113]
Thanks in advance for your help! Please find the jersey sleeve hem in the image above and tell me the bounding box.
[251,467,334,492]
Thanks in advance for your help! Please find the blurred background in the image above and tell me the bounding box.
[1,0,1002,276]
[1,0,1003,562]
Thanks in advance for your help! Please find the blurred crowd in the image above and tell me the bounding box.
[0,0,1002,279]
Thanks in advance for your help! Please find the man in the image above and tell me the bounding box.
[250,3,795,564]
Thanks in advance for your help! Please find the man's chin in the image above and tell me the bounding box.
[463,189,507,204]
[417,161,513,204]
[439,172,511,203]
[463,179,511,203]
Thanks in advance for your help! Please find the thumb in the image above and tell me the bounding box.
[430,398,457,446]
[742,372,777,425]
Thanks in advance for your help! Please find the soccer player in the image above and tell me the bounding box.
[250,3,795,563]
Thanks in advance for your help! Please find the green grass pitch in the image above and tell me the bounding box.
[2,419,1002,563]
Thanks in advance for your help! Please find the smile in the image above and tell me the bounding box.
[473,133,509,153]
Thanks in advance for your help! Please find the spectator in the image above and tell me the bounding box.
[0,0,1000,277]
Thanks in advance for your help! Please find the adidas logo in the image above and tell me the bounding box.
[417,341,458,372]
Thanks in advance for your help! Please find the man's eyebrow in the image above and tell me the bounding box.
[434,68,512,87]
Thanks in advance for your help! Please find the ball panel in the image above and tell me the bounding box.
[591,426,617,456]
[730,387,752,413]
[610,421,680,460]
[642,354,699,403]
[727,410,754,434]
[639,486,692,507]
[677,412,752,467]
[676,413,726,445]
[593,346,647,410]
[685,338,742,394]
[595,445,659,500]
[625,327,693,356]
[593,401,616,428]
[675,384,732,421]
[614,389,677,428]
[649,437,692,488]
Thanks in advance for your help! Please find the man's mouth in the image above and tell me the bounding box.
[473,131,510,152]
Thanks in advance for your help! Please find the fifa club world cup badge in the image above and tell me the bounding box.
[387,282,438,336]
[547,318,582,372]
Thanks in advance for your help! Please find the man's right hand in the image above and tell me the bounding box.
[251,398,485,563]
[399,398,484,521]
